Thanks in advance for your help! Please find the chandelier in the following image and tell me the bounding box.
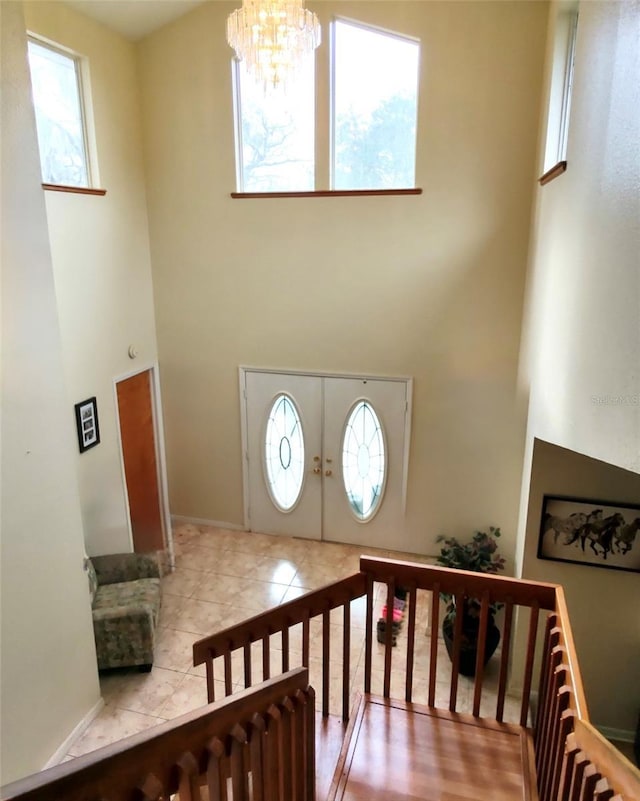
[227,0,321,90]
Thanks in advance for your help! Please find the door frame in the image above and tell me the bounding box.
[239,365,413,533]
[113,362,174,567]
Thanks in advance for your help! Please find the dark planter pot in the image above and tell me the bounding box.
[442,613,501,678]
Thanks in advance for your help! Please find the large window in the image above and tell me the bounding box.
[234,58,315,192]
[27,37,91,187]
[541,7,578,178]
[332,20,419,190]
[232,18,420,193]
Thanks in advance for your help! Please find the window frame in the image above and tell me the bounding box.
[329,16,421,192]
[27,33,101,192]
[230,15,422,198]
[539,6,578,185]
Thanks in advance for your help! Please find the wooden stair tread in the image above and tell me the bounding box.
[327,694,538,801]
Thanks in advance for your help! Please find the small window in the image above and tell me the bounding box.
[233,58,315,192]
[342,400,386,521]
[332,20,419,190]
[542,8,578,174]
[27,37,91,187]
[264,394,305,512]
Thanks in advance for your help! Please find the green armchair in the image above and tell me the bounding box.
[86,553,162,671]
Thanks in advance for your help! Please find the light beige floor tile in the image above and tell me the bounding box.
[174,545,222,573]
[208,549,267,579]
[68,707,166,757]
[251,556,299,584]
[171,598,230,636]
[157,673,219,719]
[290,561,351,590]
[223,577,290,611]
[105,666,185,717]
[154,626,199,672]
[161,567,202,598]
[191,571,246,603]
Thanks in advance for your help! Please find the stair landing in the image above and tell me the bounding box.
[327,694,538,801]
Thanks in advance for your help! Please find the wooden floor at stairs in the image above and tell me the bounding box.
[325,694,538,801]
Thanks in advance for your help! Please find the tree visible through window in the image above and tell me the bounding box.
[332,20,420,190]
[232,17,420,193]
[27,38,90,187]
[235,58,315,192]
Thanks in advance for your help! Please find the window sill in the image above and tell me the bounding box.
[230,188,422,199]
[538,161,567,186]
[42,183,107,196]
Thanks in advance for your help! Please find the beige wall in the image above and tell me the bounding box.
[24,2,161,556]
[0,1,100,782]
[139,1,548,562]
[520,0,640,475]
[521,440,640,735]
[515,0,640,734]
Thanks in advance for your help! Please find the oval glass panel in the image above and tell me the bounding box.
[264,394,305,512]
[342,401,386,521]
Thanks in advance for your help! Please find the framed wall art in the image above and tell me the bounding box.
[74,396,100,453]
[538,494,640,573]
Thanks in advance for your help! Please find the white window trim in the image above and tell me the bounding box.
[27,32,100,188]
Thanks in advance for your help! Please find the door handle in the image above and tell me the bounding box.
[325,469,332,477]
[313,467,321,474]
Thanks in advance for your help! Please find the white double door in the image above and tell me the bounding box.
[243,370,410,549]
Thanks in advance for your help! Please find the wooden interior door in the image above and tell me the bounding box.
[116,370,164,553]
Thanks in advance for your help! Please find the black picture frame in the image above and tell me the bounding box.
[538,494,640,573]
[74,397,100,453]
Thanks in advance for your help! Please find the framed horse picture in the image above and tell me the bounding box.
[538,494,640,573]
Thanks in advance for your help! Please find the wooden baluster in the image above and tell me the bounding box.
[137,773,164,801]
[265,705,281,801]
[535,615,557,736]
[177,752,201,801]
[302,611,310,668]
[580,765,602,800]
[557,732,579,801]
[568,752,590,801]
[520,600,540,727]
[428,582,440,708]
[280,699,294,801]
[282,625,290,673]
[206,654,216,703]
[322,608,330,716]
[472,590,491,717]
[405,584,417,703]
[536,645,564,781]
[262,634,270,682]
[244,642,252,689]
[293,690,307,801]
[495,597,514,723]
[230,725,248,801]
[383,580,395,698]
[224,650,233,697]
[449,589,465,713]
[364,574,374,694]
[305,686,317,800]
[593,779,615,801]
[206,737,226,801]
[343,601,351,721]
[249,713,266,801]
[549,710,576,801]
[541,683,571,801]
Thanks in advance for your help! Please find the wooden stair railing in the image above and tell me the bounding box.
[192,556,640,801]
[1,668,315,801]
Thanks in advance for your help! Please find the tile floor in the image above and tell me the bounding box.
[66,524,521,760]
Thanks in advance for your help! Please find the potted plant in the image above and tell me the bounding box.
[436,527,505,677]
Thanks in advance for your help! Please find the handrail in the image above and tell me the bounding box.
[1,668,315,801]
[359,555,559,608]
[553,584,588,720]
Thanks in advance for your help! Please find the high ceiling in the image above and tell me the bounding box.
[64,0,208,41]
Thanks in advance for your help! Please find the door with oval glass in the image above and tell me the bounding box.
[243,370,410,548]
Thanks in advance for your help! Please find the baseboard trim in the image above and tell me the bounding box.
[43,697,104,768]
[171,515,246,531]
[597,725,635,743]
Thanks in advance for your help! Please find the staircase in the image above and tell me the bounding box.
[2,557,639,801]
